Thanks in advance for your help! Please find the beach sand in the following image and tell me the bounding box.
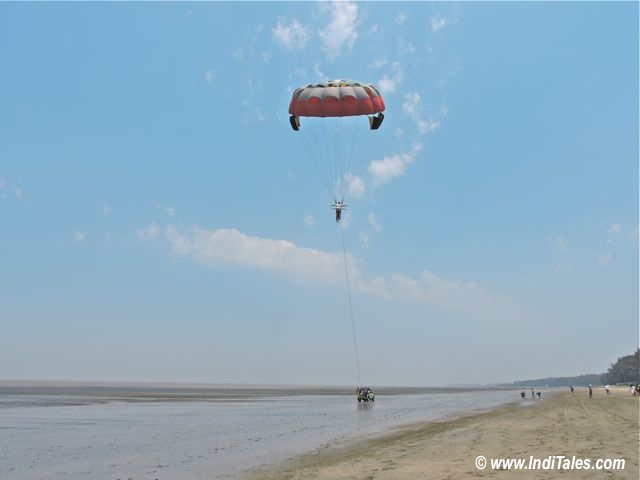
[249,388,639,479]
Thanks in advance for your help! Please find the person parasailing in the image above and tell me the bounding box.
[332,200,347,223]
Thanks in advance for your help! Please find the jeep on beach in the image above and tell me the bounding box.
[356,386,375,402]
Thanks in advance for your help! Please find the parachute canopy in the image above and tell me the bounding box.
[288,79,385,118]
[288,79,386,200]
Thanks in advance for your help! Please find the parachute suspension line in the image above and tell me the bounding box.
[337,116,342,200]
[306,118,336,199]
[344,119,356,181]
[336,116,355,203]
[340,221,361,386]
[352,117,372,183]
[299,116,372,205]
[337,105,344,202]
[344,118,363,191]
[335,117,342,201]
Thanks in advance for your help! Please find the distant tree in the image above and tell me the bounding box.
[607,349,640,384]
[507,373,606,388]
[504,349,639,388]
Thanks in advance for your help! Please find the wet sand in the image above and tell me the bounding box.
[250,388,639,479]
[0,381,488,405]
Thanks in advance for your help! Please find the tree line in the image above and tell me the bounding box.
[606,349,640,384]
[503,349,639,387]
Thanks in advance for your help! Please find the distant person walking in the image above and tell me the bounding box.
[589,385,593,398]
[531,388,535,399]
[570,385,574,394]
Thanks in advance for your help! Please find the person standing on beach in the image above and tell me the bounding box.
[531,388,535,399]
[589,385,593,398]
[570,385,574,394]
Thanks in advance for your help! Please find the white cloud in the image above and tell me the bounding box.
[430,14,448,32]
[166,226,345,284]
[381,271,506,313]
[402,92,440,134]
[205,70,214,84]
[103,204,112,215]
[0,178,24,199]
[154,203,176,218]
[233,47,244,62]
[378,61,403,93]
[437,63,460,88]
[602,222,639,247]
[313,63,327,80]
[293,67,307,77]
[303,214,315,227]
[238,77,268,124]
[249,106,268,124]
[137,222,161,242]
[318,1,358,61]
[606,223,621,235]
[359,230,370,249]
[338,211,352,229]
[396,11,406,25]
[160,224,515,316]
[272,18,310,50]
[549,236,567,254]
[398,40,415,55]
[337,172,365,199]
[597,253,612,267]
[250,24,265,44]
[368,58,387,70]
[359,212,382,249]
[74,230,86,242]
[368,212,382,233]
[368,143,422,188]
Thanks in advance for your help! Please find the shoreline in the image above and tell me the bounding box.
[246,388,639,479]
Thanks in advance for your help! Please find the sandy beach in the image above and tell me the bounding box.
[250,388,639,480]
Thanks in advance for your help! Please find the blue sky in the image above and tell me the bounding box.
[1,2,637,386]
